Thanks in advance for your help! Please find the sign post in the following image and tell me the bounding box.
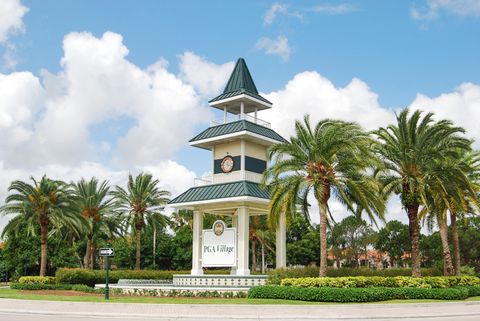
[99,248,114,300]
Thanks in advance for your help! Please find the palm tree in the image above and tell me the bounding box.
[374,109,471,277]
[146,212,170,269]
[263,115,385,277]
[111,173,170,270]
[0,176,79,276]
[71,178,119,269]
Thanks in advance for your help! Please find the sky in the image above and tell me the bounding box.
[1,0,480,233]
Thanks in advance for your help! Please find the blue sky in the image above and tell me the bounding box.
[1,0,480,229]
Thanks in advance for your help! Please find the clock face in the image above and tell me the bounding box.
[221,156,234,173]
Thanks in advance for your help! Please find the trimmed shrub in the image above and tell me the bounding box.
[248,285,477,302]
[11,283,76,291]
[280,276,480,289]
[267,267,441,284]
[18,276,56,285]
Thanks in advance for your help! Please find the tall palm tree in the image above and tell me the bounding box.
[71,178,119,269]
[263,115,385,277]
[111,173,170,270]
[146,212,170,269]
[374,109,471,277]
[0,176,79,276]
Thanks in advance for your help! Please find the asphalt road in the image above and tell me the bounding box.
[1,298,480,321]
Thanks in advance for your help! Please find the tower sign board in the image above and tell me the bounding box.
[202,220,236,267]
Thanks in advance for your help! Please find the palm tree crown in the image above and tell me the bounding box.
[1,175,79,276]
[111,173,170,269]
[374,108,472,277]
[264,115,385,276]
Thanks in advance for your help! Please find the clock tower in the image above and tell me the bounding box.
[169,58,287,277]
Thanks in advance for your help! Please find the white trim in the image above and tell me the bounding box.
[169,196,270,209]
[189,130,281,147]
[210,93,272,109]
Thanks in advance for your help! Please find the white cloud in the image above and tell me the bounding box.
[311,3,356,15]
[412,0,480,20]
[178,52,234,98]
[262,71,394,139]
[409,82,480,148]
[255,36,291,61]
[264,3,288,25]
[0,0,27,43]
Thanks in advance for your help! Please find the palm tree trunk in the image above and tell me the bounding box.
[261,242,265,274]
[319,203,328,277]
[39,215,48,277]
[450,210,461,275]
[438,218,454,276]
[84,238,92,269]
[407,204,421,277]
[135,227,142,270]
[251,239,257,272]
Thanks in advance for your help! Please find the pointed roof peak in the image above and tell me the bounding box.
[223,57,258,95]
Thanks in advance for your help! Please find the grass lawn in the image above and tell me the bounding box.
[0,288,479,305]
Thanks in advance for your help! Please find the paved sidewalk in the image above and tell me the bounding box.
[0,298,480,320]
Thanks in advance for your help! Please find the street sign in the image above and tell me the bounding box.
[99,248,114,257]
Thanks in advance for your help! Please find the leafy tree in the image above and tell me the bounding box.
[1,176,80,276]
[329,215,376,268]
[287,215,319,266]
[374,109,471,276]
[264,115,385,276]
[375,220,410,267]
[457,216,480,272]
[111,173,170,269]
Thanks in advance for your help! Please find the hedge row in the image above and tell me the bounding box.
[18,276,57,285]
[267,267,441,284]
[281,276,480,289]
[10,283,97,293]
[248,285,480,302]
[55,268,231,286]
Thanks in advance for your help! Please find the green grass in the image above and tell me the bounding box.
[0,288,479,305]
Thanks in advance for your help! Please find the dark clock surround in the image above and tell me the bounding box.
[213,155,266,174]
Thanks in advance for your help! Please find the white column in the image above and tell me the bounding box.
[191,210,204,275]
[224,107,227,123]
[236,206,250,275]
[276,212,286,269]
[230,213,238,275]
[240,102,244,120]
[240,139,246,180]
[254,108,258,123]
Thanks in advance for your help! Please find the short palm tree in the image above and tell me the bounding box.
[374,109,471,277]
[111,173,170,270]
[264,115,385,277]
[0,176,79,276]
[71,178,118,269]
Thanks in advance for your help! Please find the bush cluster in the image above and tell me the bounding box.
[248,285,480,302]
[267,267,442,284]
[280,276,480,289]
[18,276,57,285]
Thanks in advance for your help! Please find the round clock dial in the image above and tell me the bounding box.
[220,156,234,173]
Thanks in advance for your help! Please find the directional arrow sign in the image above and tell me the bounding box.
[99,248,114,257]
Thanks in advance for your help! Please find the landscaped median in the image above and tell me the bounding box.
[248,276,480,302]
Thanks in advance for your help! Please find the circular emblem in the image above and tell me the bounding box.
[213,220,225,236]
[220,155,234,173]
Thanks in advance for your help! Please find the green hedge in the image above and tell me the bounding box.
[18,276,56,285]
[280,276,480,289]
[55,269,232,287]
[248,285,480,302]
[267,267,441,284]
[10,282,97,293]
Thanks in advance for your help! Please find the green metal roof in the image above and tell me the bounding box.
[168,180,270,205]
[189,120,288,144]
[209,58,271,105]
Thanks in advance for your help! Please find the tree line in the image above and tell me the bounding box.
[0,108,479,278]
